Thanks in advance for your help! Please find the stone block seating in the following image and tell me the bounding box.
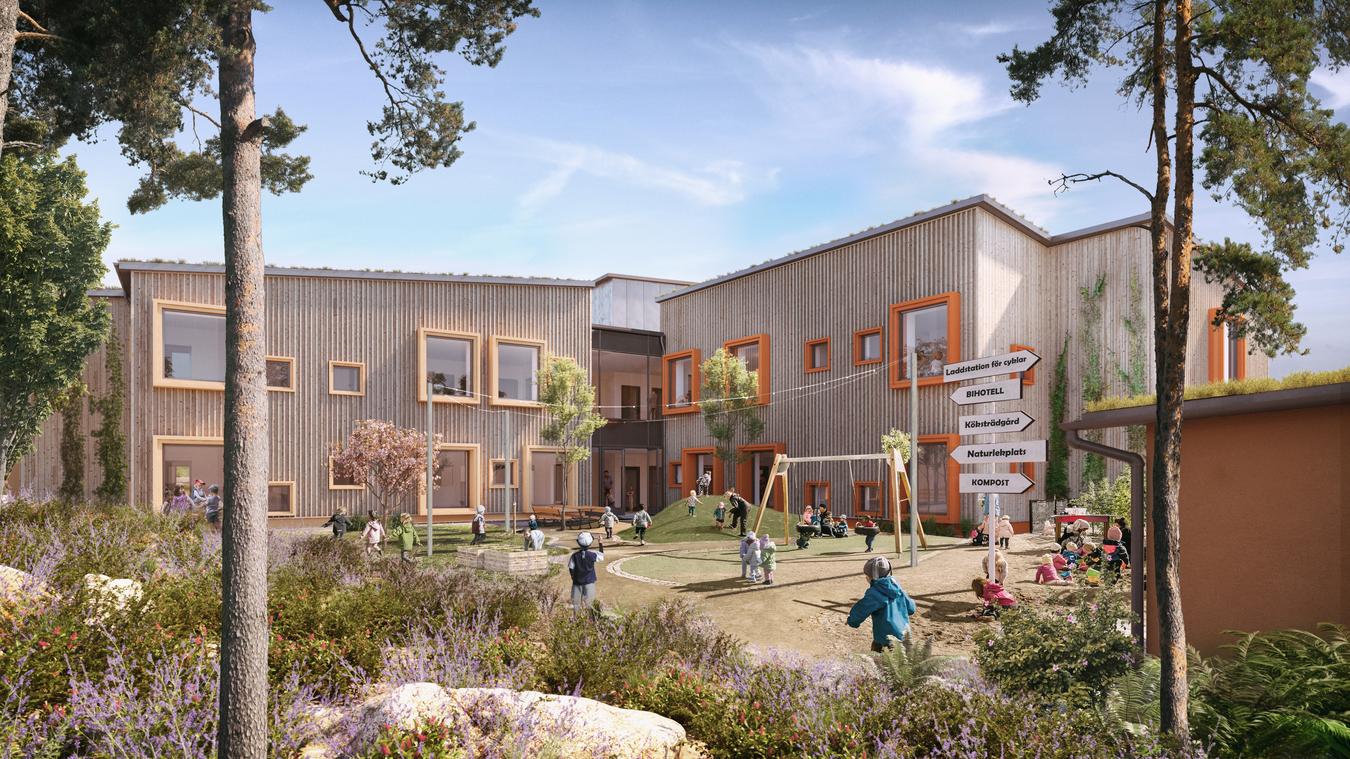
[456,547,550,576]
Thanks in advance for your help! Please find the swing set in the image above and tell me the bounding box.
[749,449,928,560]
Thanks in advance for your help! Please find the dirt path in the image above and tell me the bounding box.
[548,531,1074,658]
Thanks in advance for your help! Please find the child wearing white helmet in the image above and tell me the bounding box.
[600,506,617,540]
[470,505,487,545]
[740,531,759,581]
[568,531,606,611]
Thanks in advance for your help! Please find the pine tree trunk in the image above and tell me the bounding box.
[216,4,269,756]
[1150,0,1195,741]
[0,0,16,156]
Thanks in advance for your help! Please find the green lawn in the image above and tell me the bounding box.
[620,496,793,544]
[333,522,568,567]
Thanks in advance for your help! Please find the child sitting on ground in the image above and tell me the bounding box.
[846,557,916,652]
[982,549,1009,584]
[1052,552,1071,580]
[1079,541,1105,571]
[1035,553,1071,585]
[713,501,726,529]
[973,577,1017,618]
[1060,541,1081,570]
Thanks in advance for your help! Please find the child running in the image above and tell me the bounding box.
[322,507,351,541]
[632,504,652,545]
[361,512,386,558]
[600,506,617,540]
[391,513,421,563]
[846,557,916,652]
[713,501,726,530]
[686,490,699,517]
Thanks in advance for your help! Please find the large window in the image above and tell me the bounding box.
[490,337,542,405]
[1208,309,1247,382]
[854,327,882,366]
[725,334,770,404]
[329,361,365,396]
[661,349,700,414]
[890,292,960,388]
[155,301,227,389]
[266,356,295,392]
[420,329,478,403]
[156,436,292,517]
[430,448,470,511]
[804,338,830,374]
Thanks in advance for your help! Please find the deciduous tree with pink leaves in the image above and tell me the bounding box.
[330,419,442,521]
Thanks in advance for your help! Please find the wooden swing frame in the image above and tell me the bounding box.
[750,450,928,557]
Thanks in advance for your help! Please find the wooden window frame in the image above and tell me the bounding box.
[888,292,961,389]
[724,334,771,405]
[418,328,481,405]
[266,355,296,393]
[416,443,481,515]
[153,299,227,391]
[1010,343,1036,386]
[489,336,545,408]
[853,327,883,366]
[1206,308,1247,383]
[853,480,884,517]
[328,452,366,491]
[152,435,222,512]
[804,480,831,510]
[488,458,518,489]
[661,349,701,415]
[804,337,831,374]
[668,461,684,489]
[328,360,366,397]
[267,481,296,516]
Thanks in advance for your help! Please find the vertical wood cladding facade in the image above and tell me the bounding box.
[14,265,592,520]
[658,202,1267,524]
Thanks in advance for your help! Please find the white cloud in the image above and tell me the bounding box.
[1310,67,1350,110]
[512,138,770,212]
[951,20,1025,38]
[733,42,1063,218]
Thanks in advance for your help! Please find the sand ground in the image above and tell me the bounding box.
[548,529,1078,658]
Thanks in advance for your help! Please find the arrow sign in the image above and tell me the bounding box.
[949,378,1023,406]
[943,349,1041,383]
[950,439,1047,464]
[959,472,1033,494]
[959,410,1035,436]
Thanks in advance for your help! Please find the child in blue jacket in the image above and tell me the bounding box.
[846,556,916,652]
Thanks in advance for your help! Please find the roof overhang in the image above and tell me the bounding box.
[1064,382,1350,431]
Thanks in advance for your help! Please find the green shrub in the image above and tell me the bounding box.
[975,587,1137,703]
[1190,623,1350,758]
[875,635,948,692]
[1072,474,1132,520]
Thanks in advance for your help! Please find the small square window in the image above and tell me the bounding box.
[266,357,295,391]
[267,482,295,515]
[854,328,882,366]
[805,338,830,373]
[329,361,365,396]
[490,459,518,488]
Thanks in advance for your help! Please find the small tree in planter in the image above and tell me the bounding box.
[700,349,765,491]
[330,419,442,522]
[538,355,606,531]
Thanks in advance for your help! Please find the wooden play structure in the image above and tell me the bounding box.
[750,449,927,559]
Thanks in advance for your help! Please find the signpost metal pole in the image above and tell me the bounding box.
[908,348,919,568]
[426,380,434,557]
[987,493,1000,580]
[505,409,514,535]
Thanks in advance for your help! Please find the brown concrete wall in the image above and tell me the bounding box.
[1145,403,1348,656]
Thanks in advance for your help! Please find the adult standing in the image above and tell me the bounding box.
[727,490,749,536]
[568,532,605,611]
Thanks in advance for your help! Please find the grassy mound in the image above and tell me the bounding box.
[620,496,792,544]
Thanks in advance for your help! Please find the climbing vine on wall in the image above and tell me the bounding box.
[93,325,128,504]
[1115,270,1149,455]
[1046,334,1071,501]
[58,382,87,501]
[1079,274,1107,485]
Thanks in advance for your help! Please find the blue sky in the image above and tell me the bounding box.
[67,1,1349,376]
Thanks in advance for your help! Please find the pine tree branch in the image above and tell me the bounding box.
[1052,171,1155,202]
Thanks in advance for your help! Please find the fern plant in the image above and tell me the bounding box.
[876,636,947,693]
[1105,656,1162,735]
[1190,623,1350,758]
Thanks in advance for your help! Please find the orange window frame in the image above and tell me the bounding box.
[803,338,831,374]
[804,480,830,510]
[888,292,961,389]
[724,334,771,405]
[668,460,684,489]
[1012,461,1037,495]
[660,349,701,415]
[1010,343,1036,385]
[853,327,883,366]
[853,480,885,517]
[1206,307,1247,382]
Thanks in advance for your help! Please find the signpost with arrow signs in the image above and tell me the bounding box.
[959,472,1033,494]
[958,410,1035,435]
[950,378,1023,405]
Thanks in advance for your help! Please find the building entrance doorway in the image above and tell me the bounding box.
[623,466,641,511]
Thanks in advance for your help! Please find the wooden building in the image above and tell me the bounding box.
[656,195,1268,527]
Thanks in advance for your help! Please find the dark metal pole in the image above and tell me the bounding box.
[1064,428,1145,649]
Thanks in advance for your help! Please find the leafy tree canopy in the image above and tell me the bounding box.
[0,150,110,477]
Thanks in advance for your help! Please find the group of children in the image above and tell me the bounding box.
[164,481,223,526]
[318,508,431,563]
[738,530,778,585]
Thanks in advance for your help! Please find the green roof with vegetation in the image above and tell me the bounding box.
[1085,365,1350,412]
